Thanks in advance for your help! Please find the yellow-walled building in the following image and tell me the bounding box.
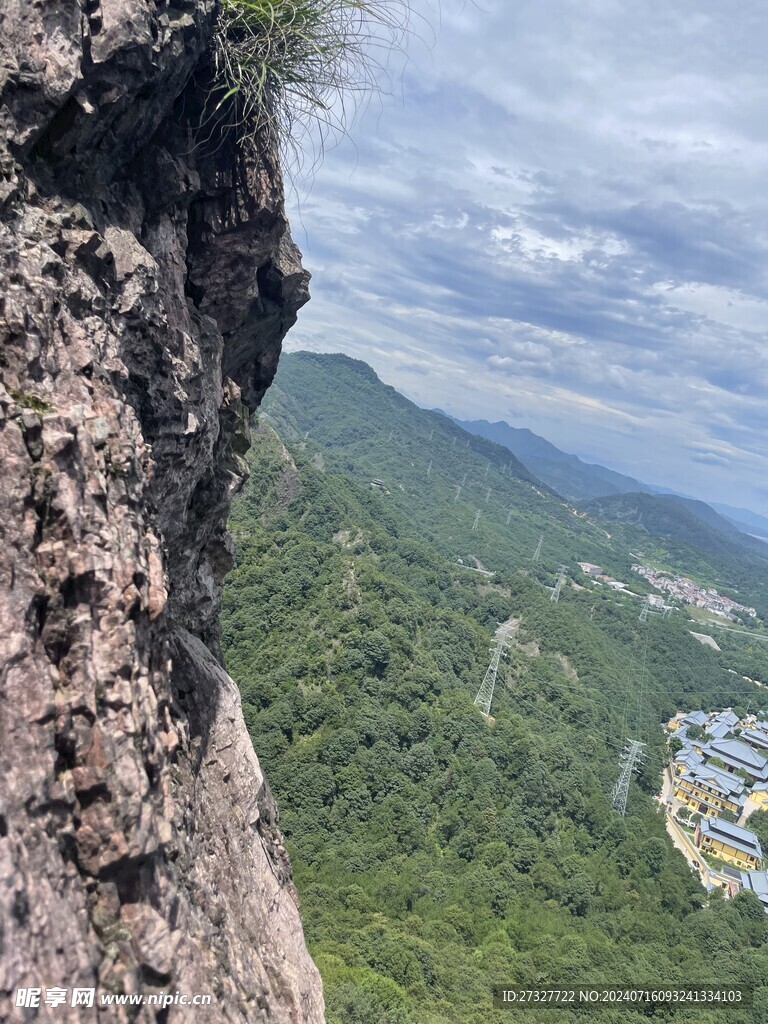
[673,765,746,819]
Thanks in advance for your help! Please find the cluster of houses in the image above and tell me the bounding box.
[634,565,757,621]
[667,709,768,908]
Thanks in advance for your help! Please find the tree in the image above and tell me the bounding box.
[732,889,766,923]
[362,630,392,671]
[747,809,768,852]
[403,743,436,782]
[641,837,667,875]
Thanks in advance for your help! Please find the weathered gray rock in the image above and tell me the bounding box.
[0,2,321,1021]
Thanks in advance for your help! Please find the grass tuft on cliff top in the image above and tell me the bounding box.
[213,0,413,156]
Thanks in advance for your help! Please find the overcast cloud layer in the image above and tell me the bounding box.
[282,0,768,512]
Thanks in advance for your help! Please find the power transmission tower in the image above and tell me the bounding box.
[461,473,468,485]
[427,459,433,479]
[485,463,490,477]
[429,429,434,440]
[639,597,650,622]
[611,740,646,816]
[485,488,491,504]
[473,634,510,716]
[506,510,512,525]
[551,565,567,604]
[472,510,481,532]
[388,431,394,442]
[454,485,462,503]
[533,535,543,562]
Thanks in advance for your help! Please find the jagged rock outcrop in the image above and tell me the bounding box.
[0,2,322,1021]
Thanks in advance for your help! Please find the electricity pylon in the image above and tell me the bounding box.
[454,485,462,503]
[611,740,646,816]
[533,535,543,562]
[551,565,567,603]
[472,510,481,532]
[639,597,650,622]
[427,459,433,479]
[485,488,491,504]
[506,510,512,525]
[473,634,510,716]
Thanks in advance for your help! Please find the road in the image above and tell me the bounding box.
[702,622,768,646]
[740,795,760,825]
[665,815,712,885]
[660,766,738,893]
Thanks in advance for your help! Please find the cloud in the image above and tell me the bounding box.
[691,451,731,467]
[284,0,768,510]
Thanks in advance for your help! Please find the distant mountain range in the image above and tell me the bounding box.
[698,502,768,540]
[449,416,768,541]
[449,416,650,501]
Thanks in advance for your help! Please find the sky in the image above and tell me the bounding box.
[282,0,768,513]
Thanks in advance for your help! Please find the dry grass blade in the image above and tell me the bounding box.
[211,0,417,167]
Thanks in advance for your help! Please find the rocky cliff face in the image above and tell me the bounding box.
[0,2,322,1020]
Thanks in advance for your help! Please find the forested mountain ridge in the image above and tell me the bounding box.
[222,353,768,1023]
[261,353,652,579]
[583,492,768,559]
[262,354,768,617]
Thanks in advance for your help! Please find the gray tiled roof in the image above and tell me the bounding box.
[700,817,762,860]
[709,738,767,771]
[683,710,708,727]
[741,729,768,751]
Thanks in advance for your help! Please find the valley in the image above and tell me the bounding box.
[222,353,768,1023]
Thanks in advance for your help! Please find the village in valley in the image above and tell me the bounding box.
[575,561,758,623]
[632,565,758,622]
[662,708,768,908]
